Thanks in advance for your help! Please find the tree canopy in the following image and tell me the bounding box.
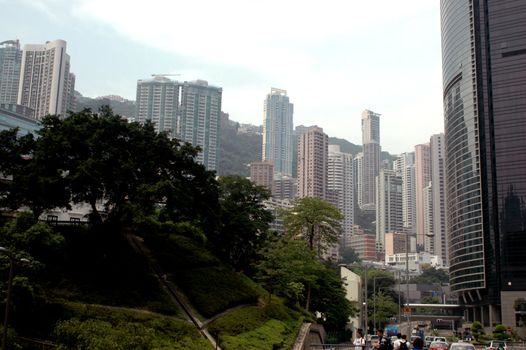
[281,197,343,256]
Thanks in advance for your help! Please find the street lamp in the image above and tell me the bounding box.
[0,247,29,350]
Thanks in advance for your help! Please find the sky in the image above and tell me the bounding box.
[3,0,444,154]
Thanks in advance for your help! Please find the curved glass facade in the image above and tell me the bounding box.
[441,0,486,293]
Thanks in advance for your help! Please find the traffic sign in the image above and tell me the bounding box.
[404,306,412,316]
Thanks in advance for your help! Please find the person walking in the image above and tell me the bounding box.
[393,333,402,350]
[354,329,366,350]
[399,335,409,350]
[375,329,393,350]
[412,335,424,350]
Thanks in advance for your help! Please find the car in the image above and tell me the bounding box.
[434,337,447,343]
[486,341,508,350]
[429,341,449,350]
[425,336,436,348]
[449,343,476,350]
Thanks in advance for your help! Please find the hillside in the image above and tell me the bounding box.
[218,121,262,177]
[75,91,136,119]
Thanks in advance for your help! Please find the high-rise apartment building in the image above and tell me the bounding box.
[297,126,328,199]
[250,161,274,193]
[430,133,447,266]
[136,76,180,138]
[415,143,431,249]
[0,40,22,104]
[396,152,417,235]
[17,39,74,119]
[273,174,297,201]
[441,0,526,326]
[353,152,364,208]
[375,169,403,252]
[361,110,381,207]
[327,144,354,246]
[423,182,434,253]
[262,88,294,176]
[180,80,222,171]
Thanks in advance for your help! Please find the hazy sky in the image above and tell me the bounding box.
[3,0,444,154]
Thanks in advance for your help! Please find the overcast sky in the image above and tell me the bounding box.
[3,0,444,154]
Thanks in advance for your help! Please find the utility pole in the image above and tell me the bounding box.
[406,231,411,337]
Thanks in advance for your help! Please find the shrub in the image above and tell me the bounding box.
[54,306,212,349]
[177,266,261,317]
[220,319,302,350]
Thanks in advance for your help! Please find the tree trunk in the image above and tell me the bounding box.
[89,198,102,225]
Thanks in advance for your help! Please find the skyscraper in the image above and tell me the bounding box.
[0,40,21,104]
[361,109,381,207]
[297,126,328,199]
[17,39,74,119]
[327,144,354,247]
[136,76,179,138]
[353,152,364,208]
[415,143,431,249]
[180,80,222,171]
[441,0,526,326]
[430,133,447,266]
[396,152,416,236]
[375,169,403,252]
[262,88,294,176]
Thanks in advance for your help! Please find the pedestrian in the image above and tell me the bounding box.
[354,329,366,350]
[375,329,393,350]
[394,333,402,350]
[413,335,424,350]
[400,335,408,350]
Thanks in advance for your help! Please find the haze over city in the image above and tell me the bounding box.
[3,0,443,154]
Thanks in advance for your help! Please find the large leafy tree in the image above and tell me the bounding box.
[281,197,343,256]
[310,264,355,330]
[255,239,322,304]
[212,176,272,270]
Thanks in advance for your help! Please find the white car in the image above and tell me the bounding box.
[449,343,476,350]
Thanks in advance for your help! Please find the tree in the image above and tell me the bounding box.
[255,239,322,304]
[410,264,448,284]
[368,291,399,329]
[281,197,343,256]
[213,176,272,270]
[471,321,484,341]
[310,264,355,330]
[340,246,361,265]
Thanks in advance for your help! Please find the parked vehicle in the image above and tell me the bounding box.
[429,341,449,350]
[425,336,435,349]
[485,341,508,350]
[449,343,476,350]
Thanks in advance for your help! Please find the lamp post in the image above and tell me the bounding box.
[405,231,411,337]
[0,247,29,350]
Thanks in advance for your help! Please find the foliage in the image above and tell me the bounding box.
[310,264,356,330]
[340,246,361,264]
[54,307,211,350]
[368,291,399,329]
[281,197,343,256]
[211,175,272,270]
[217,121,262,177]
[354,206,376,233]
[75,92,136,119]
[493,324,511,340]
[471,321,484,340]
[2,108,220,230]
[409,265,449,284]
[219,319,302,350]
[255,239,323,305]
[176,266,261,318]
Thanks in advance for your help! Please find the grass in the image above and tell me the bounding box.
[53,302,212,350]
[208,299,303,350]
[145,232,263,318]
